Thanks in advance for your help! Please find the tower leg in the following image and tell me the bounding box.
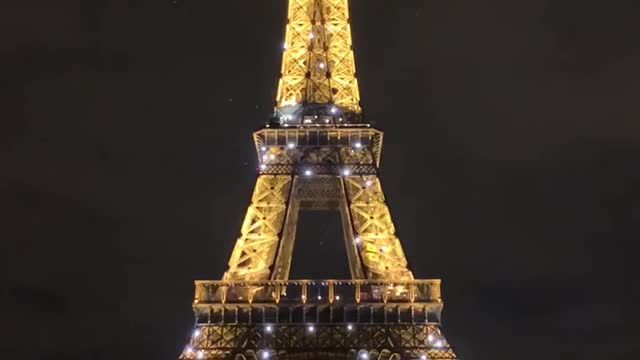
[343,175,414,280]
[223,175,293,282]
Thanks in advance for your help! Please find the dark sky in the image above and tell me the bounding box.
[2,0,639,359]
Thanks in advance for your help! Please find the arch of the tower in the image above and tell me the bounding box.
[222,174,415,282]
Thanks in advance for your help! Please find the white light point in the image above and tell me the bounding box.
[304,169,313,176]
[359,351,369,359]
[262,351,270,360]
[354,142,362,149]
[347,324,353,331]
[420,354,428,360]
[330,106,338,114]
[308,32,314,39]
[265,325,273,333]
[193,329,201,337]
[318,62,326,69]
[307,325,315,333]
[335,295,341,300]
[260,146,267,152]
[185,346,194,354]
[434,340,444,348]
[269,154,276,160]
[260,164,267,171]
[365,180,374,187]
[355,236,362,245]
[197,351,205,359]
[427,334,434,343]
[342,168,351,176]
[317,295,322,300]
[283,42,288,50]
[287,142,296,149]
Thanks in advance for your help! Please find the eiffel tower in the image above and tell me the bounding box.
[179,1,459,359]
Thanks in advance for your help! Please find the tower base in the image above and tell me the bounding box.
[179,280,458,360]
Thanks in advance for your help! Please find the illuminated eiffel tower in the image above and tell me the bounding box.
[179,1,459,359]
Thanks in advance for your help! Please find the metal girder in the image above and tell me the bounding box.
[180,323,457,360]
[277,0,361,114]
[223,176,293,282]
[344,176,414,281]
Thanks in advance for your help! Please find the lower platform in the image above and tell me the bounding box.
[179,280,458,360]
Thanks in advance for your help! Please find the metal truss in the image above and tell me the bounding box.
[223,176,293,282]
[277,0,361,114]
[181,0,461,359]
[180,280,457,360]
[253,128,383,168]
[344,176,414,281]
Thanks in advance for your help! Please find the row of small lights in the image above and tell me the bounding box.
[279,106,341,121]
[260,140,362,152]
[187,327,444,359]
[259,142,366,176]
[258,164,356,177]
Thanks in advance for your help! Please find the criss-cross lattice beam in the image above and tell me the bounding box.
[277,0,361,113]
[344,176,414,280]
[223,176,293,282]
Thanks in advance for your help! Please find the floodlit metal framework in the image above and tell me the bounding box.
[276,0,361,115]
[181,280,456,360]
[179,1,459,359]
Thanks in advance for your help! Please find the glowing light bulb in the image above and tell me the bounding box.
[342,168,351,176]
[355,236,362,245]
[265,325,273,333]
[335,295,341,300]
[260,164,267,170]
[193,329,201,337]
[434,340,443,348]
[304,169,313,176]
[358,350,369,359]
[308,32,314,39]
[197,351,205,359]
[330,106,338,114]
[283,42,288,50]
[347,324,353,331]
[185,347,194,354]
[260,146,267,152]
[317,295,322,300]
[365,180,374,187]
[287,142,296,149]
[307,325,315,332]
[262,351,270,359]
[354,142,362,149]
[318,62,326,69]
[427,334,434,342]
[420,354,428,360]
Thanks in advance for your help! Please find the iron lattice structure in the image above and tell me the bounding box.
[179,1,460,359]
[276,0,361,116]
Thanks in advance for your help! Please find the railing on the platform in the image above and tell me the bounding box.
[193,279,442,305]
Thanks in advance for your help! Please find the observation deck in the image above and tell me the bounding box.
[182,280,456,360]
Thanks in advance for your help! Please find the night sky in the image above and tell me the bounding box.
[2,1,640,359]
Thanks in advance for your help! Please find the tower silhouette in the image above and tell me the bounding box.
[179,1,459,359]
